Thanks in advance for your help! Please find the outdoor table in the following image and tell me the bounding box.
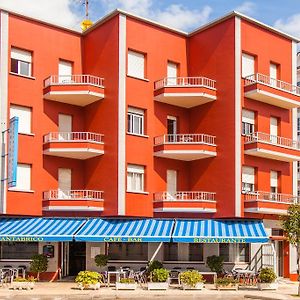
[234,269,256,286]
[234,269,254,275]
[199,271,217,283]
[106,270,127,286]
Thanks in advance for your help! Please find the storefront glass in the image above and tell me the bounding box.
[108,242,148,260]
[1,242,38,259]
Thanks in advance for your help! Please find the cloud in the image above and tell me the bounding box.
[274,14,300,39]
[99,0,212,31]
[0,0,82,29]
[235,1,256,15]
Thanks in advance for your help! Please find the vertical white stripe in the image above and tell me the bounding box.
[235,16,242,217]
[0,11,9,214]
[118,14,126,215]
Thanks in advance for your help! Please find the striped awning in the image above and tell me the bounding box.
[172,219,268,243]
[75,218,174,242]
[0,218,86,242]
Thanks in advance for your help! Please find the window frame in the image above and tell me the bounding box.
[9,163,32,192]
[10,47,32,77]
[127,107,145,136]
[127,50,146,79]
[10,104,32,135]
[163,243,178,261]
[127,164,145,193]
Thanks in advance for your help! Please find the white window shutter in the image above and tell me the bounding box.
[58,168,72,190]
[11,48,32,63]
[270,171,278,187]
[128,50,145,78]
[59,60,72,76]
[242,53,255,78]
[242,166,255,184]
[270,117,278,136]
[16,164,31,190]
[242,109,255,125]
[127,164,144,174]
[10,105,32,134]
[270,63,277,79]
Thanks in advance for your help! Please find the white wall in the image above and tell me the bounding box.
[38,242,58,273]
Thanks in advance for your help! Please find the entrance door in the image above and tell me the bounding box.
[58,168,71,199]
[167,62,177,85]
[167,170,177,199]
[273,240,284,277]
[68,242,86,276]
[58,114,72,140]
[58,60,72,83]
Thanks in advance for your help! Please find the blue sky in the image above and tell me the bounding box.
[0,0,299,37]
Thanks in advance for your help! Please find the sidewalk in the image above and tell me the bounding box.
[0,282,298,300]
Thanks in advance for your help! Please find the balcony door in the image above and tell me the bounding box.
[270,117,278,144]
[242,53,255,78]
[167,116,177,142]
[58,168,71,199]
[167,170,177,199]
[167,62,177,86]
[270,63,278,87]
[58,114,72,140]
[58,60,72,83]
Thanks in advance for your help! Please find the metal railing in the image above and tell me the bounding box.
[44,132,104,144]
[154,134,216,146]
[244,132,300,150]
[154,191,216,202]
[244,73,300,96]
[44,75,104,88]
[154,76,216,90]
[243,191,299,204]
[43,190,104,200]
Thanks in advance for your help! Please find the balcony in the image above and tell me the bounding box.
[244,73,300,109]
[43,75,105,106]
[43,132,104,160]
[154,77,217,108]
[243,191,298,215]
[43,190,104,211]
[244,132,300,162]
[153,191,216,213]
[154,134,216,161]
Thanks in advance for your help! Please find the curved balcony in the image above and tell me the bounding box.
[243,191,299,215]
[43,189,104,211]
[244,73,300,108]
[153,191,216,213]
[154,134,216,161]
[43,132,104,160]
[154,76,217,108]
[244,132,300,162]
[43,74,105,106]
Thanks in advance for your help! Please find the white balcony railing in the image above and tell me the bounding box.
[154,76,216,90]
[44,132,104,144]
[44,75,104,88]
[154,134,216,146]
[244,132,300,150]
[43,190,104,201]
[244,73,300,96]
[154,191,216,202]
[243,191,299,204]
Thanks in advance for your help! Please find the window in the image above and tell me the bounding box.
[11,47,32,77]
[237,244,250,262]
[242,166,255,193]
[189,244,203,261]
[58,60,73,83]
[127,107,144,136]
[270,170,278,194]
[242,53,255,78]
[108,243,148,260]
[127,164,145,192]
[10,164,31,191]
[219,244,230,262]
[270,117,278,143]
[10,105,32,134]
[242,109,255,135]
[164,243,178,261]
[1,242,38,259]
[128,50,145,79]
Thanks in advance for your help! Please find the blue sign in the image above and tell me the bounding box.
[8,117,19,188]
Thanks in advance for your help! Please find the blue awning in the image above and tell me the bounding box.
[0,218,86,242]
[75,218,174,242]
[172,219,268,243]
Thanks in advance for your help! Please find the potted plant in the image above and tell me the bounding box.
[206,255,224,275]
[180,270,205,290]
[147,268,169,290]
[30,254,48,281]
[147,260,163,275]
[257,268,278,290]
[94,254,109,271]
[75,271,103,290]
[116,278,137,290]
[12,276,36,290]
[215,277,238,291]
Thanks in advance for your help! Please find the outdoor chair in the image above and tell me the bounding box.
[169,270,180,285]
[107,266,116,271]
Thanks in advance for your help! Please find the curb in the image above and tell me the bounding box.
[244,295,290,300]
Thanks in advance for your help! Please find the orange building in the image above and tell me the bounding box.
[0,8,299,280]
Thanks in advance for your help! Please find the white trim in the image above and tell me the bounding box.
[244,148,300,162]
[157,92,216,99]
[154,207,216,213]
[235,16,242,217]
[118,14,126,216]
[154,150,216,155]
[44,148,104,154]
[42,206,104,211]
[244,207,288,215]
[45,91,104,98]
[8,189,34,193]
[0,11,9,214]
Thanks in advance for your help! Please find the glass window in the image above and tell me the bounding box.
[127,164,145,192]
[189,244,203,261]
[127,107,144,136]
[10,105,32,134]
[242,166,255,193]
[1,242,38,259]
[164,243,178,261]
[219,244,230,262]
[108,243,148,260]
[242,122,254,135]
[237,244,250,262]
[11,48,32,77]
[9,164,31,191]
[242,109,255,135]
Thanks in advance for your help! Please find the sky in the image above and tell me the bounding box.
[0,0,299,38]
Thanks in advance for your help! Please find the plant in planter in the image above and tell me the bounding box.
[30,254,48,281]
[206,255,224,275]
[12,276,36,290]
[148,268,169,290]
[147,260,163,275]
[75,271,103,290]
[215,277,238,291]
[180,270,205,290]
[257,268,277,290]
[116,278,137,290]
[94,254,109,271]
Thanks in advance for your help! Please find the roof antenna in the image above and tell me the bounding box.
[81,0,93,31]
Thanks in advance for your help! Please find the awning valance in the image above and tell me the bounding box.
[0,218,86,242]
[172,219,268,243]
[75,218,174,242]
